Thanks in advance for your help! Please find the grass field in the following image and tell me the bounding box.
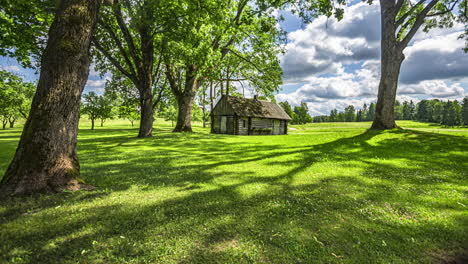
[0,120,467,263]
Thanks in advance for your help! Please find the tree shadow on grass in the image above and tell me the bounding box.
[0,128,467,263]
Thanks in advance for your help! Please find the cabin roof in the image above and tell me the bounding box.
[223,96,292,120]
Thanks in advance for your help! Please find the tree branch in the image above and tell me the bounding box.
[113,0,141,65]
[152,80,166,110]
[395,0,425,26]
[395,0,405,13]
[399,0,439,49]
[165,63,182,97]
[91,36,136,83]
[98,18,138,77]
[426,0,459,17]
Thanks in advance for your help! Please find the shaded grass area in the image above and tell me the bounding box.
[0,120,467,263]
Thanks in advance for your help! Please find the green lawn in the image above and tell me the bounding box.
[0,120,467,263]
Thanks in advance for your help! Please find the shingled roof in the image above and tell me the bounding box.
[225,96,292,120]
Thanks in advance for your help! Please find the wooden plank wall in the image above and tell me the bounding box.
[238,118,249,135]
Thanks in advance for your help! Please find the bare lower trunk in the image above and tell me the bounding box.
[100,119,104,127]
[138,87,153,138]
[172,66,200,133]
[371,57,403,129]
[91,118,95,130]
[0,0,101,197]
[210,82,214,133]
[371,1,404,130]
[2,120,6,130]
[9,119,15,128]
[174,93,195,132]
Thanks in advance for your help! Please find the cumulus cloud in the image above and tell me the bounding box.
[400,32,468,84]
[277,1,467,115]
[280,2,381,83]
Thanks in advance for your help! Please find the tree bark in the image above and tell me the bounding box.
[138,85,153,137]
[174,91,196,132]
[371,1,404,130]
[210,81,215,133]
[0,0,101,197]
[2,120,6,130]
[169,65,200,133]
[9,119,15,128]
[91,118,95,130]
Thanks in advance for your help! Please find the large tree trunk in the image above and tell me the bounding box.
[91,118,95,130]
[371,1,404,130]
[137,85,153,138]
[0,0,101,197]
[173,65,200,133]
[9,118,15,128]
[210,82,215,133]
[174,92,196,132]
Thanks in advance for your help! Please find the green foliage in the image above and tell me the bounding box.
[463,97,468,125]
[118,99,140,127]
[0,70,35,128]
[81,92,115,129]
[344,105,356,122]
[292,102,312,124]
[0,0,55,67]
[161,105,177,126]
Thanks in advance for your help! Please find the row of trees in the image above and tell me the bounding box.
[80,90,206,129]
[310,98,468,127]
[0,70,35,129]
[278,101,312,124]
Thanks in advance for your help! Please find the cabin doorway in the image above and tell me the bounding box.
[273,120,280,135]
[220,116,227,133]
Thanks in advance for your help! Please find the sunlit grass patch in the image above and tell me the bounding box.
[0,120,467,263]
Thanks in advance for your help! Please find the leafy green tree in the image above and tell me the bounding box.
[118,99,140,127]
[441,100,462,127]
[293,102,312,124]
[92,0,171,138]
[81,92,99,130]
[0,0,103,197]
[162,105,178,127]
[164,0,283,132]
[370,0,467,129]
[81,92,115,129]
[356,109,363,122]
[329,109,338,122]
[344,105,356,122]
[279,101,295,119]
[0,0,54,68]
[367,102,376,121]
[402,100,416,120]
[361,103,369,121]
[394,100,403,120]
[0,70,35,128]
[462,97,468,126]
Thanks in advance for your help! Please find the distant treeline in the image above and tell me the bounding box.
[279,98,468,127]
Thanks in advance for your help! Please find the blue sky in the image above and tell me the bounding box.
[1,1,467,116]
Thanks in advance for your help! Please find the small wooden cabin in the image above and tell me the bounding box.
[211,95,291,135]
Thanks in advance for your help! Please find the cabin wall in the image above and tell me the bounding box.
[250,118,273,135]
[238,118,249,135]
[280,120,286,134]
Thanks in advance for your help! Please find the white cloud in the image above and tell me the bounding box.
[86,79,107,87]
[2,65,21,72]
[277,1,467,116]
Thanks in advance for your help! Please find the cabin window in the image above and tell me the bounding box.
[243,120,246,128]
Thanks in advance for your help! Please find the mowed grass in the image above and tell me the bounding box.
[0,120,467,263]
